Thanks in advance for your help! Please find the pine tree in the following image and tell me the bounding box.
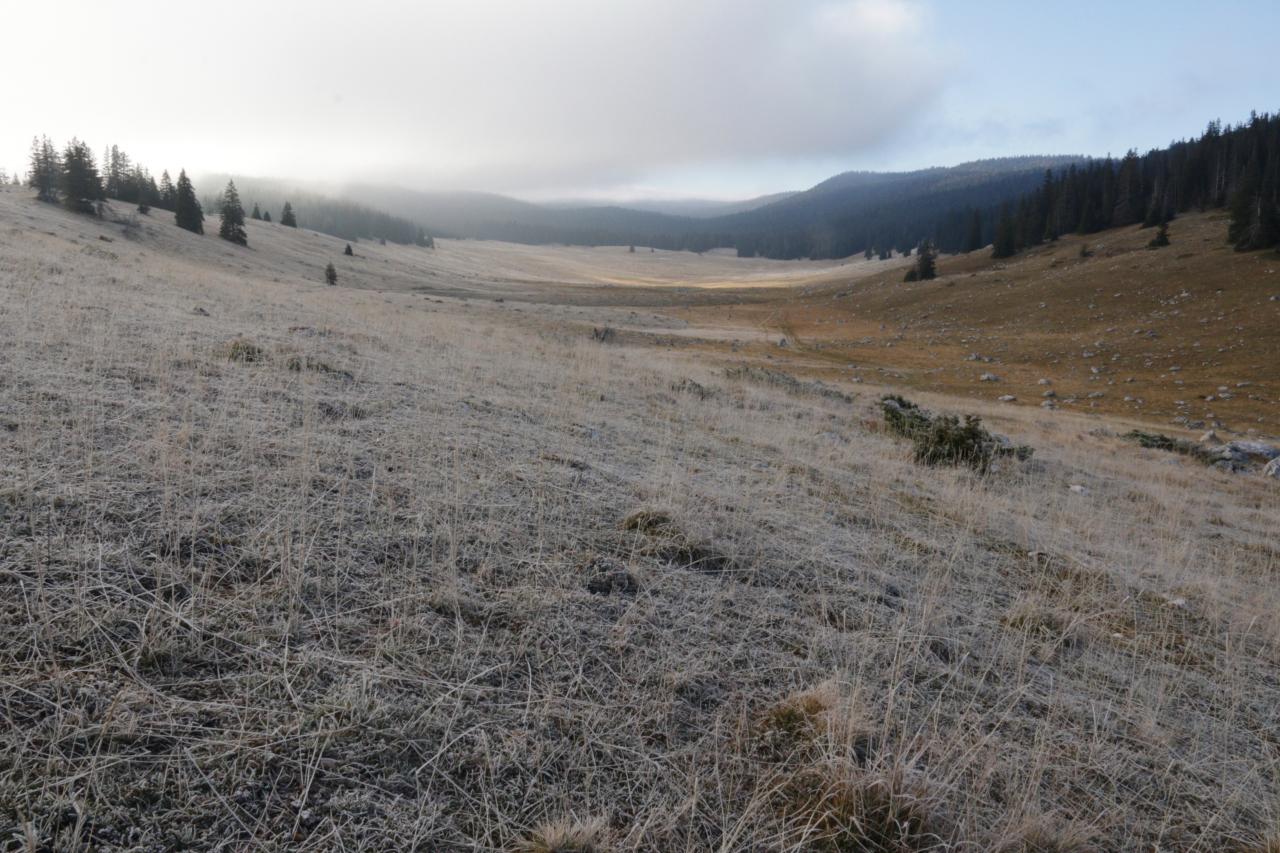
[218,180,247,245]
[915,240,937,280]
[60,139,102,214]
[174,170,204,234]
[159,170,176,210]
[28,136,61,202]
[343,243,354,256]
[992,205,1017,258]
[263,210,272,223]
[250,202,262,220]
[280,201,297,227]
[1147,220,1170,248]
[415,226,433,248]
[325,262,337,286]
[964,210,983,252]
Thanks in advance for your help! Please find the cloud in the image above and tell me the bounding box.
[3,0,947,193]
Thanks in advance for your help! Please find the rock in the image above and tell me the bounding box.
[980,373,999,382]
[1227,441,1280,461]
[1087,391,1105,399]
[1264,458,1280,478]
[1041,400,1057,409]
[998,395,1017,402]
[1038,378,1051,385]
[192,306,210,316]
[1069,484,1089,495]
[1199,430,1218,444]
[1042,389,1057,398]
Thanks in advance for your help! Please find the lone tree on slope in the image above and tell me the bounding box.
[325,262,337,286]
[28,136,61,202]
[915,240,938,280]
[280,201,297,227]
[60,138,103,214]
[250,202,262,220]
[344,243,354,256]
[219,180,247,245]
[174,170,204,234]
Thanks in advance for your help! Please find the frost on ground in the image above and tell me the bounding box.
[0,188,1278,851]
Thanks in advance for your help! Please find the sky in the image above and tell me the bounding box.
[3,0,1277,202]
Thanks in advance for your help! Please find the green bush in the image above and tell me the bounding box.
[880,395,1032,473]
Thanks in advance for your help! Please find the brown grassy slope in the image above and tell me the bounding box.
[0,186,1278,851]
[679,213,1280,437]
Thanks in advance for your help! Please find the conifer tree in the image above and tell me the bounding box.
[263,210,272,223]
[325,262,337,285]
[991,205,1017,258]
[914,240,937,280]
[250,202,262,220]
[1147,220,1170,248]
[60,139,102,214]
[28,136,61,202]
[159,170,176,210]
[344,243,354,256]
[280,201,297,227]
[174,170,204,234]
[218,180,247,245]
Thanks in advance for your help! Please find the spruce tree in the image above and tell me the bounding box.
[174,170,204,234]
[250,202,262,220]
[280,201,297,227]
[28,136,61,202]
[1147,220,1170,248]
[218,180,247,245]
[915,240,937,280]
[344,243,354,256]
[159,170,176,210]
[60,139,102,214]
[325,262,337,285]
[263,210,272,223]
[992,205,1017,258]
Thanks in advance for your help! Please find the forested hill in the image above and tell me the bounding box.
[716,156,1083,259]
[987,111,1280,258]
[341,158,1084,258]
[199,175,430,245]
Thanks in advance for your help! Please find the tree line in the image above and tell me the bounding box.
[988,111,1280,258]
[22,136,434,251]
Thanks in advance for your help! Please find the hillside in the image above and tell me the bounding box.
[1,186,1278,850]
[324,158,1086,258]
[676,212,1280,438]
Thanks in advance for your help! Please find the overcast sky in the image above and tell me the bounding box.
[4,0,1277,201]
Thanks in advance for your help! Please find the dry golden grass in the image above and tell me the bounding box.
[0,186,1278,850]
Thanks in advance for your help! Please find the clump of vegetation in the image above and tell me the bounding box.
[880,395,1032,472]
[619,508,734,573]
[325,262,338,286]
[224,338,264,363]
[514,817,607,853]
[1122,429,1215,465]
[1147,221,1170,248]
[780,766,953,852]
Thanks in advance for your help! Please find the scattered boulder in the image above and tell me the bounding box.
[998,395,1017,402]
[979,373,1000,382]
[1264,458,1280,479]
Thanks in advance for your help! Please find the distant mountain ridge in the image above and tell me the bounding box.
[204,156,1088,259]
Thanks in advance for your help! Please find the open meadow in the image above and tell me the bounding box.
[1,185,1278,850]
